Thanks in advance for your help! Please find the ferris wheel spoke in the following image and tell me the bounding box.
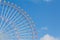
[1,20,8,31]
[3,6,16,30]
[16,20,27,26]
[12,14,23,23]
[16,17,25,23]
[17,26,30,32]
[13,15,23,23]
[3,5,8,17]
[1,18,9,31]
[20,37,32,39]
[8,10,17,21]
[8,14,25,25]
[14,18,28,26]
[4,10,16,23]
[2,11,18,30]
[6,9,17,22]
[10,18,27,28]
[0,16,5,31]
[1,6,9,28]
[17,26,31,32]
[18,26,30,30]
[19,27,31,31]
[19,31,32,35]
[0,4,4,30]
[0,5,4,16]
[18,30,32,34]
[14,25,29,32]
[4,27,16,34]
[19,22,29,27]
[1,6,8,29]
[4,32,15,37]
[19,35,33,39]
[19,36,32,39]
[14,22,29,30]
[5,6,12,18]
[7,8,14,19]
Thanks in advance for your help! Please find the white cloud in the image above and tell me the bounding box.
[40,34,60,40]
[41,27,48,31]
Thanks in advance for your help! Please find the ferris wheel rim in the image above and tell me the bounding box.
[0,1,38,40]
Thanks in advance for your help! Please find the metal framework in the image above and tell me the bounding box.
[0,1,37,40]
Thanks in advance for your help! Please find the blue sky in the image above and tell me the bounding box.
[2,0,60,40]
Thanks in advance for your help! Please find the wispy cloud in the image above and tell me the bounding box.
[28,0,52,4]
[38,27,48,34]
[43,0,52,2]
[41,27,48,31]
[28,0,41,4]
[40,34,60,40]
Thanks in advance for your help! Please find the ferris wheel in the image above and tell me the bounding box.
[0,0,37,40]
